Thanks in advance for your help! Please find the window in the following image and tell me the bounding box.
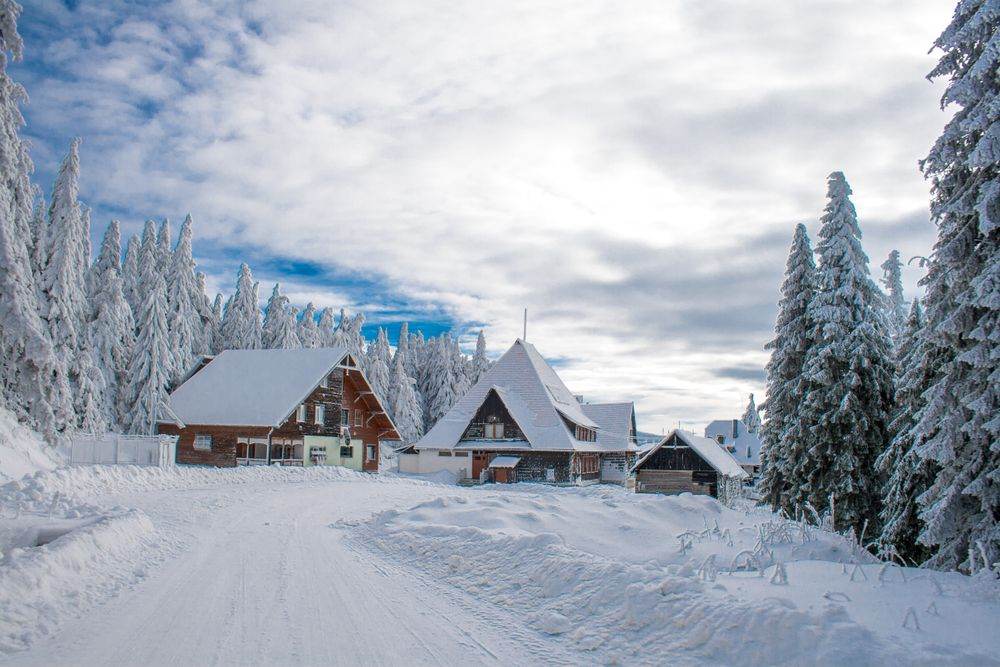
[315,404,325,425]
[453,451,469,457]
[575,425,596,442]
[438,450,453,457]
[320,375,328,389]
[354,409,363,427]
[577,453,599,474]
[716,435,725,445]
[341,409,349,426]
[366,444,376,461]
[484,423,504,439]
[340,445,353,458]
[193,434,212,451]
[296,405,306,422]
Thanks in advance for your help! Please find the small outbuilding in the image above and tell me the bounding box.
[630,429,749,504]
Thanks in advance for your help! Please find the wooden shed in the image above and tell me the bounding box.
[630,430,749,504]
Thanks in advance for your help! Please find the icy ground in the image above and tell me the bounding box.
[1,466,998,666]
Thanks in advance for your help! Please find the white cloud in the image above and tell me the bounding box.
[16,0,953,430]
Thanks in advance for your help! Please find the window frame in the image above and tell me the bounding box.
[314,404,325,425]
[296,404,307,423]
[193,434,213,451]
[340,445,353,458]
[354,409,363,427]
[484,423,504,439]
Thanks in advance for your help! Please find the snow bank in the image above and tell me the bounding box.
[0,406,62,483]
[1,463,437,507]
[363,487,1000,666]
[0,509,156,653]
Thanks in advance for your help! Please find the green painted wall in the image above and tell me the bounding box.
[304,435,364,471]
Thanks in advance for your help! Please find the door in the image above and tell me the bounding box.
[494,468,510,484]
[472,452,490,480]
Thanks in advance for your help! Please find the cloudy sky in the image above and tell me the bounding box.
[14,0,954,433]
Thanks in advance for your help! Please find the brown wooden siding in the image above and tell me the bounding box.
[461,389,527,441]
[159,423,271,467]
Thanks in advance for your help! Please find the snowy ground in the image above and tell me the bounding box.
[1,465,998,666]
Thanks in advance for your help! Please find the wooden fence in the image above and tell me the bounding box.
[69,433,178,468]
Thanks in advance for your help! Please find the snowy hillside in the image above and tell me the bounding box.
[0,407,62,483]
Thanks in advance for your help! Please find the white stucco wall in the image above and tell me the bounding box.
[399,449,472,478]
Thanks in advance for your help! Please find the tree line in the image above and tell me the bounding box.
[758,1,997,575]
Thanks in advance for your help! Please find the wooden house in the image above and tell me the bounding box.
[398,339,638,485]
[705,418,763,476]
[630,429,748,503]
[157,347,399,470]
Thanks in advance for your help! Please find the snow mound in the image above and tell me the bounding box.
[363,487,1000,665]
[0,406,62,483]
[0,509,156,654]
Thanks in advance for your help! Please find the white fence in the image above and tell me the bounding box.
[70,433,177,468]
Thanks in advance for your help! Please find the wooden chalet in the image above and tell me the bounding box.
[157,347,399,470]
[398,339,638,485]
[630,429,748,503]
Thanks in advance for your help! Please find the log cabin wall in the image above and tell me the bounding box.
[510,452,573,483]
[159,423,271,467]
[271,367,345,439]
[634,433,719,496]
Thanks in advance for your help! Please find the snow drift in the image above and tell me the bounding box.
[0,406,62,483]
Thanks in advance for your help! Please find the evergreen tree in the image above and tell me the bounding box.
[220,263,262,350]
[425,335,457,427]
[75,345,106,433]
[262,284,300,349]
[366,327,393,406]
[877,300,936,563]
[880,250,907,342]
[741,393,761,434]
[450,337,471,407]
[89,220,134,430]
[913,0,999,572]
[471,330,490,384]
[121,233,142,314]
[165,215,201,382]
[123,253,172,435]
[193,272,215,356]
[759,224,817,514]
[298,302,322,348]
[135,220,159,311]
[394,322,410,369]
[156,218,171,275]
[793,173,895,534]
[28,197,44,285]
[318,307,336,346]
[209,293,223,354]
[0,1,68,440]
[388,353,423,443]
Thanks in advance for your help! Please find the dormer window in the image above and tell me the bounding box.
[716,435,725,445]
[575,425,596,442]
[484,423,504,439]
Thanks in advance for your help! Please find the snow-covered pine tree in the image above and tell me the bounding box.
[470,330,490,385]
[348,313,367,366]
[121,233,142,314]
[912,0,999,572]
[450,337,471,408]
[220,263,262,350]
[366,327,393,407]
[89,220,135,430]
[194,272,215,356]
[425,335,457,427]
[0,1,69,440]
[39,141,87,359]
[741,393,761,434]
[318,307,336,346]
[39,138,94,429]
[28,197,45,284]
[156,218,171,275]
[388,353,423,443]
[134,220,158,311]
[880,250,907,342]
[759,224,817,515]
[298,302,322,348]
[123,253,172,435]
[331,308,349,348]
[394,322,410,369]
[209,293,223,354]
[75,344,106,433]
[165,215,201,383]
[262,284,300,349]
[793,173,895,534]
[877,300,936,564]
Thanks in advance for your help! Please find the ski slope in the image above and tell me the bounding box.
[2,466,998,666]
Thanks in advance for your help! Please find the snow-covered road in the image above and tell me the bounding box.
[5,477,572,666]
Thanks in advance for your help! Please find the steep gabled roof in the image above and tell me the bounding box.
[165,347,351,428]
[632,429,749,480]
[580,402,638,453]
[414,339,598,452]
[705,418,762,466]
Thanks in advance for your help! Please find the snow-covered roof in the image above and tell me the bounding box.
[166,347,350,428]
[488,456,521,469]
[414,339,599,452]
[633,429,750,480]
[580,402,638,453]
[704,419,762,466]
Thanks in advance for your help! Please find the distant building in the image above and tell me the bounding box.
[704,418,762,476]
[398,339,638,485]
[630,429,748,503]
[158,347,399,470]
